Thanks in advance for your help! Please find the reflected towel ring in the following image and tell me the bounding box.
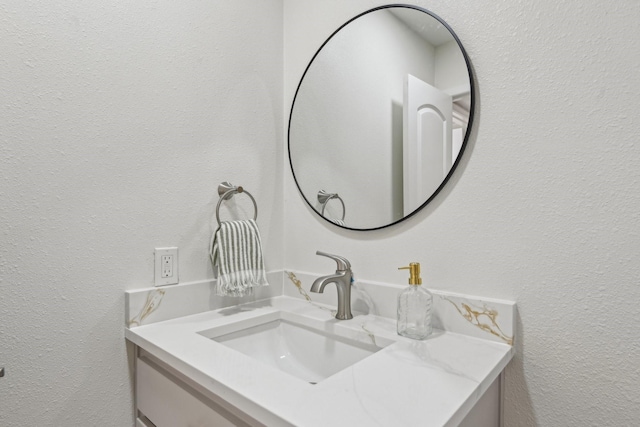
[216,181,258,226]
[317,190,345,221]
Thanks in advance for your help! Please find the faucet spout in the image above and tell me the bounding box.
[311,252,353,320]
[310,272,346,293]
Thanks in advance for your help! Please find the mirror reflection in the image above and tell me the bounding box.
[288,5,474,230]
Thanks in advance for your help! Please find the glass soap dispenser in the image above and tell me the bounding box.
[397,263,433,340]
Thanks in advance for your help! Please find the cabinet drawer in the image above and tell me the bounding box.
[136,356,251,427]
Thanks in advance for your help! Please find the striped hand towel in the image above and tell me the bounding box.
[210,219,268,297]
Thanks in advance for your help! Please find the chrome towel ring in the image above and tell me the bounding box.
[317,190,345,221]
[216,182,258,226]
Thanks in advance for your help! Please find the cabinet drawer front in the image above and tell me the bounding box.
[136,357,245,427]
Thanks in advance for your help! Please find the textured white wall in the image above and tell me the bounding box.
[284,0,640,426]
[0,1,283,425]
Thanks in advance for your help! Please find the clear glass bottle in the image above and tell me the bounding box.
[397,263,432,340]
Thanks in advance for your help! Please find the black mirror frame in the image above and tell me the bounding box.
[287,4,475,231]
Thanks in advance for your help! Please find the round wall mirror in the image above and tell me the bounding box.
[288,4,475,230]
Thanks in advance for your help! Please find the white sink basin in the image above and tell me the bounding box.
[198,311,391,384]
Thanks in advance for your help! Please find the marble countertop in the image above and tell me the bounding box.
[126,295,513,427]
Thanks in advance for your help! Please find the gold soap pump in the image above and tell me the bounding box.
[398,262,422,285]
[397,262,433,339]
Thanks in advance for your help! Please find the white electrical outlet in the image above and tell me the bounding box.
[161,255,173,278]
[155,247,178,286]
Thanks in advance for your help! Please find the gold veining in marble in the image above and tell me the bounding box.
[285,270,312,301]
[442,297,513,345]
[128,289,166,327]
[285,271,336,316]
[360,323,378,347]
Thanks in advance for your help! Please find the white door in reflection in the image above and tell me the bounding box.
[403,74,453,216]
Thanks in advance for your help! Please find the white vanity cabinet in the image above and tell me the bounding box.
[134,347,502,427]
[458,375,502,427]
[135,350,264,427]
[126,295,513,427]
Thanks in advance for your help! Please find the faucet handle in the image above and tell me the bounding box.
[316,250,351,270]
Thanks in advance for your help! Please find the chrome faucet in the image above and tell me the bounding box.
[310,251,353,320]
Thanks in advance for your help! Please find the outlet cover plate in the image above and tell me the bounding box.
[155,247,178,286]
